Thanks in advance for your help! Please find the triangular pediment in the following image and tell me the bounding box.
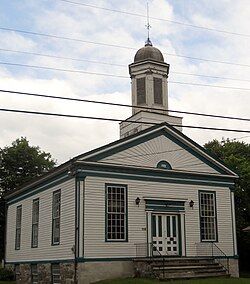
[78,123,237,176]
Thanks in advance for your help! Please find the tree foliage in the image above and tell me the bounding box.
[204,139,250,271]
[0,137,56,259]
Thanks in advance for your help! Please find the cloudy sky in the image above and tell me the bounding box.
[0,0,250,164]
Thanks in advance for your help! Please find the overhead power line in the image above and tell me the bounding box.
[0,48,125,67]
[57,0,250,38]
[0,61,128,78]
[103,148,185,161]
[2,61,250,92]
[94,160,206,170]
[1,26,250,68]
[1,48,250,83]
[0,89,250,122]
[0,107,250,133]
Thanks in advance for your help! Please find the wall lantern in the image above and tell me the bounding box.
[135,197,141,206]
[189,200,194,209]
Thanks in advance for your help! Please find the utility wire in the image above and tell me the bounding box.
[0,48,125,67]
[1,48,250,83]
[103,148,185,161]
[0,107,250,133]
[1,89,250,122]
[57,0,250,38]
[0,61,128,78]
[232,135,250,140]
[2,61,250,92]
[91,160,206,171]
[1,26,250,68]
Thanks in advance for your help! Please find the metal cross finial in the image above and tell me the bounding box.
[145,2,152,46]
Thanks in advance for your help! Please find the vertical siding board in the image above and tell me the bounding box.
[6,178,75,262]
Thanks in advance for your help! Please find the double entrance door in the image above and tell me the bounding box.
[152,214,179,256]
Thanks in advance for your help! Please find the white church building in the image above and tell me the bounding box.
[5,39,239,283]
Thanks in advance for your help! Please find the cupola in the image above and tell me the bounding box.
[119,38,182,139]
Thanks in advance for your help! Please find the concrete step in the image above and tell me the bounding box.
[153,264,224,271]
[153,260,216,266]
[151,259,215,267]
[158,270,228,280]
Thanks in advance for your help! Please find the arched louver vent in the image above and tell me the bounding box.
[157,160,172,170]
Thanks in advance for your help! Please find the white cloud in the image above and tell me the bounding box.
[0,0,250,165]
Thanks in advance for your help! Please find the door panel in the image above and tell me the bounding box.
[152,214,179,256]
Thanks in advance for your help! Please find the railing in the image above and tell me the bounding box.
[196,242,229,273]
[134,242,165,278]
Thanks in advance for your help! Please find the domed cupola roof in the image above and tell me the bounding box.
[134,39,164,63]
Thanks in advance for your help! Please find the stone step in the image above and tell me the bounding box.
[152,260,216,266]
[156,268,226,275]
[151,259,215,266]
[153,264,224,271]
[158,270,228,280]
[155,267,226,275]
[134,257,213,262]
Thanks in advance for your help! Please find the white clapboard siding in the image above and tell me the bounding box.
[83,176,234,258]
[99,134,219,174]
[6,178,75,263]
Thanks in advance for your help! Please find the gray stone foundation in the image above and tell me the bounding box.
[216,258,239,278]
[60,263,75,284]
[4,258,239,282]
[38,263,51,284]
[77,261,134,284]
[5,262,75,284]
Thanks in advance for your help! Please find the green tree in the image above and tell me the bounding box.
[204,139,250,272]
[0,137,56,259]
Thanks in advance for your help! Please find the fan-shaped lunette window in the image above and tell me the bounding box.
[157,160,172,170]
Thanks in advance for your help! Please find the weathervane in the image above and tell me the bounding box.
[145,2,152,46]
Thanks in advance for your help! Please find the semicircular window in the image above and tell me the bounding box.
[157,160,172,170]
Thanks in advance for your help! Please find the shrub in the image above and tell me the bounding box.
[0,267,14,281]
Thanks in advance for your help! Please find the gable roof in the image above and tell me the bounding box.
[77,122,238,177]
[5,121,238,200]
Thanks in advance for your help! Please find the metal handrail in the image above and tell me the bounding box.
[150,243,165,279]
[134,242,166,279]
[195,242,229,273]
[212,243,229,273]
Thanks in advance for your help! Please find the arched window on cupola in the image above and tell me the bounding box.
[157,160,172,170]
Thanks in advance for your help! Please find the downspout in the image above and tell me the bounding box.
[3,200,7,268]
[74,176,80,284]
[74,177,77,284]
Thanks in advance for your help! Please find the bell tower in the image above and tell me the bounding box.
[119,38,183,139]
[120,10,182,139]
[129,38,169,115]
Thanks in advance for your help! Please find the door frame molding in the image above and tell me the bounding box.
[147,211,186,257]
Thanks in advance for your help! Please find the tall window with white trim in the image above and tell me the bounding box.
[15,205,22,250]
[31,198,39,247]
[52,190,61,245]
[106,184,127,241]
[199,191,217,241]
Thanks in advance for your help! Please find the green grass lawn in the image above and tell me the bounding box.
[95,278,250,284]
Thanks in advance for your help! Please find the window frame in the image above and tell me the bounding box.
[15,264,20,281]
[199,190,218,242]
[31,264,38,284]
[51,189,61,245]
[105,183,128,242]
[136,77,146,105]
[153,77,163,105]
[31,198,40,248]
[51,263,60,284]
[15,205,22,250]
